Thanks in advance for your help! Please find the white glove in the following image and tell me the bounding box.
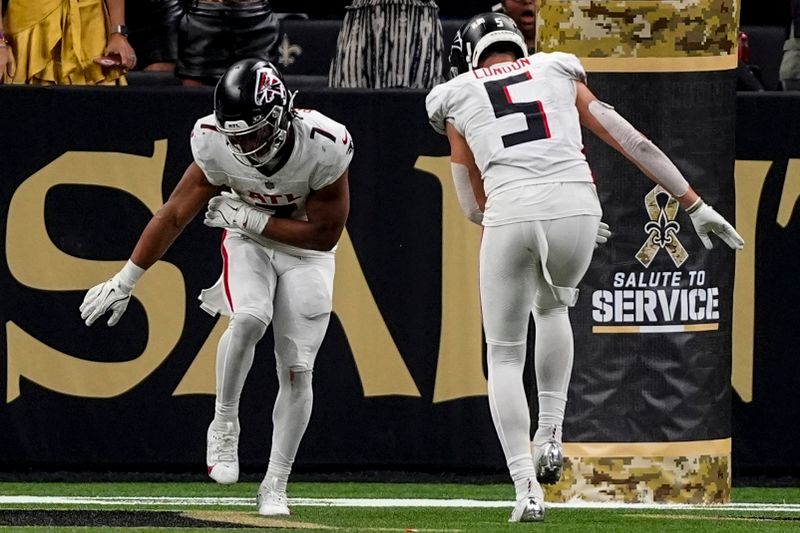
[595,221,611,248]
[204,192,270,234]
[687,199,744,250]
[79,261,144,327]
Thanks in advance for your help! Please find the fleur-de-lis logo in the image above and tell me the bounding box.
[644,210,680,248]
[278,34,302,68]
[636,185,688,268]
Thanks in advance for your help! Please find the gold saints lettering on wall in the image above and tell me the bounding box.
[415,156,487,402]
[732,159,800,403]
[6,142,797,404]
[4,145,488,403]
[5,141,185,402]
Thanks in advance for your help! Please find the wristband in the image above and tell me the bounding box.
[242,209,270,234]
[685,198,705,215]
[110,25,129,37]
[116,259,145,288]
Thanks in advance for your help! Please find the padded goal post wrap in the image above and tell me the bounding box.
[535,0,739,504]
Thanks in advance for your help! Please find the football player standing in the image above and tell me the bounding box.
[80,58,352,516]
[426,12,743,522]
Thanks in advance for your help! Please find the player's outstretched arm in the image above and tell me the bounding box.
[80,163,221,326]
[446,122,485,224]
[131,162,222,269]
[575,82,743,251]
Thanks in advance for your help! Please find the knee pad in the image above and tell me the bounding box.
[487,342,526,367]
[534,284,575,310]
[533,305,568,319]
[278,366,313,393]
[291,368,313,386]
[230,313,268,344]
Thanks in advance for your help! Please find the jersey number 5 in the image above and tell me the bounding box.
[484,72,551,148]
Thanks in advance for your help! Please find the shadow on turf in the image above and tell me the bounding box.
[0,510,329,530]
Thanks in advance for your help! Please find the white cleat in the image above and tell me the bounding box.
[206,420,240,485]
[535,438,564,485]
[257,479,290,516]
[509,495,546,522]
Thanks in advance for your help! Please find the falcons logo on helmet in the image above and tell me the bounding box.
[452,30,463,53]
[254,67,286,106]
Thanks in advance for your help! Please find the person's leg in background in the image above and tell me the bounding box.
[230,0,279,66]
[126,0,182,74]
[328,0,442,89]
[176,0,231,86]
[781,16,800,90]
[328,0,373,88]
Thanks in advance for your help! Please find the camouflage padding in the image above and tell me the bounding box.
[543,453,731,503]
[537,0,738,58]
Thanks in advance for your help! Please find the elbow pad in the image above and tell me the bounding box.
[451,163,483,225]
[588,100,689,197]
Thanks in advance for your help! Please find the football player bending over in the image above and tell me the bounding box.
[426,12,743,523]
[80,59,352,517]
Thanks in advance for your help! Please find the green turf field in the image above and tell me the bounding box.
[0,482,799,532]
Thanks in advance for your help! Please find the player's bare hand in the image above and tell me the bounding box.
[79,277,133,327]
[687,200,744,250]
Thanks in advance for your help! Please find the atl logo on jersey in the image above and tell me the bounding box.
[248,190,301,205]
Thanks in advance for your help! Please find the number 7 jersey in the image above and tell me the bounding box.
[426,52,594,197]
[191,109,353,257]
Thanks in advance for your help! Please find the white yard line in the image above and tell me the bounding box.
[0,496,799,513]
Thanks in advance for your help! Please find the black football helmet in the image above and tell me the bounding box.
[449,12,528,78]
[214,58,296,166]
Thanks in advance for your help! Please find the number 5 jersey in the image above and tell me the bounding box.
[426,52,601,225]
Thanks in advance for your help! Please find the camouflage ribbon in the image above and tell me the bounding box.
[636,185,688,268]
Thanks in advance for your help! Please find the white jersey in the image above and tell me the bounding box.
[190,109,353,256]
[426,52,600,224]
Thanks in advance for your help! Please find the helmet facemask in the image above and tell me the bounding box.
[218,102,290,167]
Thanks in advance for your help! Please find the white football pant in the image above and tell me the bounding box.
[480,215,599,498]
[203,231,334,492]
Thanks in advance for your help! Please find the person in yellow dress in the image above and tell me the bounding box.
[0,2,16,82]
[2,0,136,84]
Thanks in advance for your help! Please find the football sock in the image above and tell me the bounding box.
[533,393,565,447]
[487,341,542,500]
[510,460,543,501]
[532,305,572,445]
[265,366,313,493]
[214,313,266,424]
